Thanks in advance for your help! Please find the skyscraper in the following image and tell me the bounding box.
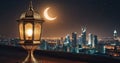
[64,34,71,45]
[77,35,83,51]
[88,33,93,45]
[78,35,82,45]
[81,26,87,45]
[113,30,117,40]
[63,34,71,52]
[72,32,77,47]
[71,32,79,53]
[93,35,98,48]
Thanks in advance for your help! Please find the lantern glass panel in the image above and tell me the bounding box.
[25,23,33,40]
[19,22,24,40]
[34,23,41,40]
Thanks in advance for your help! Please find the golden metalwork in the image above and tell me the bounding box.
[17,1,44,63]
[21,44,38,63]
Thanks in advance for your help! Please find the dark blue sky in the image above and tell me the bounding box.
[0,0,120,38]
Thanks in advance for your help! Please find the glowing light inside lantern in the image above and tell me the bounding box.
[26,29,33,37]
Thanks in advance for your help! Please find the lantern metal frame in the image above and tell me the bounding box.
[18,19,44,44]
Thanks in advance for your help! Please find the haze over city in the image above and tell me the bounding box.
[0,0,120,38]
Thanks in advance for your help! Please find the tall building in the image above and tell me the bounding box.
[71,32,79,53]
[77,36,83,52]
[97,44,106,54]
[93,35,98,48]
[113,30,117,40]
[63,34,71,52]
[72,32,77,47]
[81,26,87,45]
[60,37,64,45]
[64,34,71,45]
[78,35,82,45]
[40,39,48,50]
[88,33,93,45]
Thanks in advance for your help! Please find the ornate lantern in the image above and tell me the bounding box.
[17,1,44,63]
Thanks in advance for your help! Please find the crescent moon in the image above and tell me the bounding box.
[44,7,57,21]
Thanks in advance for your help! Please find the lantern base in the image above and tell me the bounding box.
[22,50,38,63]
[20,44,39,63]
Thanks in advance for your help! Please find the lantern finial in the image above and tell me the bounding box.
[29,0,34,11]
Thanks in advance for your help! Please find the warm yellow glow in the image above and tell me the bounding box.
[34,23,41,40]
[25,23,33,40]
[19,23,24,40]
[44,7,57,21]
[26,29,33,37]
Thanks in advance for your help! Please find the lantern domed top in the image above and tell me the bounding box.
[20,1,42,20]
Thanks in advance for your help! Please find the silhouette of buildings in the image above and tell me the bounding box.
[0,26,120,57]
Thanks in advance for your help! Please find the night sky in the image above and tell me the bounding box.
[0,0,120,38]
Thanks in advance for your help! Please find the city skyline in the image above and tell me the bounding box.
[0,0,120,38]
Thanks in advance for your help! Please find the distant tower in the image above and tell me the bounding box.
[113,30,117,39]
[88,33,93,45]
[93,35,98,48]
[40,40,48,50]
[78,35,82,45]
[97,44,106,54]
[77,35,82,48]
[64,34,71,52]
[72,32,77,47]
[81,26,87,45]
[64,34,71,45]
[60,37,64,45]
